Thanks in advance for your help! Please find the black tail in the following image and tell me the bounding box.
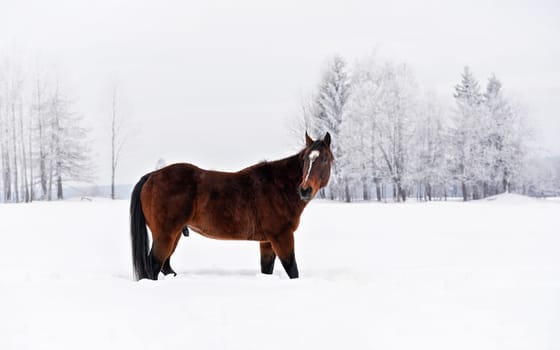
[130,173,152,281]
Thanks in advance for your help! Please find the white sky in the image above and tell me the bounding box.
[1,0,559,185]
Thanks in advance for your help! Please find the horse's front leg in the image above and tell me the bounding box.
[270,233,299,279]
[259,241,276,275]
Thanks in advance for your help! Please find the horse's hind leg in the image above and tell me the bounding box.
[148,231,179,280]
[259,241,276,274]
[161,259,175,277]
[161,232,182,276]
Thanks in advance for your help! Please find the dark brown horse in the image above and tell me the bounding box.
[130,132,333,280]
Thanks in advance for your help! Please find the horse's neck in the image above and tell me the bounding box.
[270,152,303,185]
[254,152,307,213]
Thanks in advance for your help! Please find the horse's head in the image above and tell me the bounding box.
[299,132,333,202]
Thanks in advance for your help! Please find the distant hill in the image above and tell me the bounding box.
[485,193,537,204]
[63,184,134,200]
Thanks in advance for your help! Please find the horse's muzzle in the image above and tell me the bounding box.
[299,186,312,202]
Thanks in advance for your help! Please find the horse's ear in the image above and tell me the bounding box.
[324,132,331,147]
[305,132,313,147]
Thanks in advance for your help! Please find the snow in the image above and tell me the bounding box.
[485,192,538,204]
[1,195,559,349]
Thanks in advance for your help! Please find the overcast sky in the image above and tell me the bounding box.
[1,0,559,185]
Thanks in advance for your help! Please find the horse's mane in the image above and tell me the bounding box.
[239,150,304,174]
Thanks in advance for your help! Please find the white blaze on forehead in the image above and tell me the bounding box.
[304,150,320,183]
[309,150,320,160]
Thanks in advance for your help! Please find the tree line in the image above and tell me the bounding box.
[300,54,558,202]
[0,55,92,203]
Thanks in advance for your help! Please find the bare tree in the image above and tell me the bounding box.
[43,81,93,200]
[18,100,29,202]
[110,84,127,200]
[33,72,49,200]
[0,89,10,202]
[0,53,94,203]
[0,57,25,202]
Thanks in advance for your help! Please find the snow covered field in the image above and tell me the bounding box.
[1,194,559,349]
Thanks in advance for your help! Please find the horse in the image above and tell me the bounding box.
[130,132,333,280]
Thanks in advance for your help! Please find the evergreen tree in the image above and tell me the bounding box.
[309,55,351,200]
[451,66,485,200]
[454,66,482,106]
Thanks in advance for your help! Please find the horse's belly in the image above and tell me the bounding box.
[187,224,263,241]
[189,192,262,240]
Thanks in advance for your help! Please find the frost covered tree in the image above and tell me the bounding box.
[339,58,420,202]
[450,66,485,201]
[372,62,418,201]
[483,75,529,193]
[306,55,351,200]
[32,69,50,200]
[343,55,384,201]
[0,52,93,203]
[0,56,25,202]
[296,55,545,202]
[0,86,12,201]
[46,84,93,200]
[303,55,438,202]
[109,85,128,200]
[412,92,449,200]
[449,69,531,200]
[339,95,371,201]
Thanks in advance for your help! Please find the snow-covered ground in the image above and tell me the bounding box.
[1,194,559,349]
